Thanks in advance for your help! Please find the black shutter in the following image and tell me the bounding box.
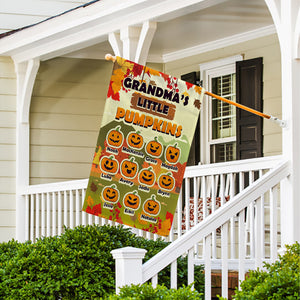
[236,58,263,160]
[181,72,200,165]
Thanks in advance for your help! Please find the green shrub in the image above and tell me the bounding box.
[218,242,300,300]
[106,283,203,299]
[0,225,204,299]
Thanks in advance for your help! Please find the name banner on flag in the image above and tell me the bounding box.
[82,56,203,236]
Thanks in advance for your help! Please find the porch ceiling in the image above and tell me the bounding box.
[0,0,274,63]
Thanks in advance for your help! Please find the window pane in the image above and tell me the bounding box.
[211,73,236,140]
[210,142,236,163]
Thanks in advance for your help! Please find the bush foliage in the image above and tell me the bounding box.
[106,283,203,299]
[219,242,300,300]
[0,225,204,299]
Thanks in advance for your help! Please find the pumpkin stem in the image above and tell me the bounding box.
[130,157,135,162]
[115,125,121,132]
[151,195,156,201]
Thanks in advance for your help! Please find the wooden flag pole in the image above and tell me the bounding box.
[105,54,286,128]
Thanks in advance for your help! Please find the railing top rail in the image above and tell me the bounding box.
[21,178,89,195]
[184,155,283,178]
[142,159,290,283]
[21,156,283,195]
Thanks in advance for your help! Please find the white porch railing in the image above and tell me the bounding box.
[112,158,290,299]
[21,155,283,243]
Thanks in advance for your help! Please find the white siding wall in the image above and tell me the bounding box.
[0,56,16,241]
[164,34,282,157]
[30,57,112,184]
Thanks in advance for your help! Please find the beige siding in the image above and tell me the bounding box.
[30,57,112,184]
[0,56,16,242]
[164,34,282,157]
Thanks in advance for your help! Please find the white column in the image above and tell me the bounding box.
[265,0,300,245]
[111,247,147,294]
[15,59,40,242]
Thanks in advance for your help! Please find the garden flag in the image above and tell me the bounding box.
[82,56,204,236]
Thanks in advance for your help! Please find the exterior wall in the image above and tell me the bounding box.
[30,57,112,184]
[0,56,16,241]
[164,34,282,157]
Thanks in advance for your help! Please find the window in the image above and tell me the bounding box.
[210,73,236,162]
[200,55,242,164]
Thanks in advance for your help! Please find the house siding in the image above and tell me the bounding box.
[164,34,282,158]
[30,57,112,184]
[0,56,16,242]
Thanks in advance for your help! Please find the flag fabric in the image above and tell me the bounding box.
[82,56,203,236]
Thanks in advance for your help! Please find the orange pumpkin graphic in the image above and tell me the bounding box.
[100,155,119,174]
[120,157,138,178]
[158,172,175,191]
[123,191,140,210]
[102,184,119,203]
[139,167,156,186]
[127,131,144,149]
[146,137,163,157]
[165,143,181,164]
[107,125,124,148]
[143,195,160,216]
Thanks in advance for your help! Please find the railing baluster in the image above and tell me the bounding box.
[70,190,74,229]
[58,191,62,236]
[177,189,182,237]
[202,176,207,220]
[255,197,262,269]
[76,189,80,227]
[81,189,86,226]
[238,208,246,288]
[270,185,278,260]
[52,192,57,236]
[35,193,40,239]
[41,193,45,237]
[47,192,51,237]
[170,260,177,289]
[30,194,34,241]
[204,234,212,300]
[259,170,265,259]
[185,178,190,232]
[151,274,158,288]
[188,248,194,289]
[221,221,228,299]
[230,173,235,258]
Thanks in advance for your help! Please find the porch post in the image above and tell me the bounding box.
[109,21,157,65]
[265,0,300,245]
[14,59,40,242]
[111,247,147,294]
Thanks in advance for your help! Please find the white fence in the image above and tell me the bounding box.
[21,156,283,244]
[112,159,290,299]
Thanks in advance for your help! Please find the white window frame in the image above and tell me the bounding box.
[199,55,243,164]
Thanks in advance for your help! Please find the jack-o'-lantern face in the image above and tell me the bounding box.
[127,131,143,149]
[100,155,119,174]
[146,137,162,157]
[165,143,180,164]
[121,157,138,178]
[102,184,119,203]
[123,191,140,210]
[143,195,160,216]
[158,173,175,191]
[139,167,155,186]
[107,126,123,148]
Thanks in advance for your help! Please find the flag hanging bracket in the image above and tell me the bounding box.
[105,53,287,128]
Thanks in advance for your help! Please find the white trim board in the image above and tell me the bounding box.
[162,25,276,63]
